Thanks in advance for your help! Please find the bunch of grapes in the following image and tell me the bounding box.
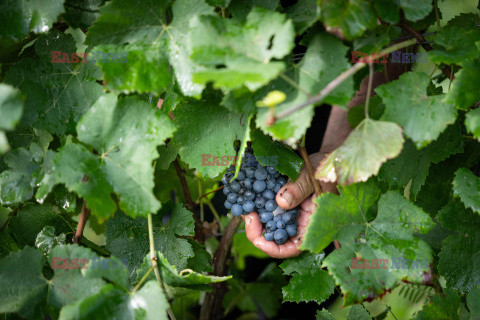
[222,147,299,245]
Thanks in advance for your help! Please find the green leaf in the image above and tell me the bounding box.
[54,142,117,219]
[374,0,432,24]
[453,168,480,215]
[286,0,320,34]
[76,93,176,217]
[228,0,279,21]
[301,180,381,253]
[318,118,404,185]
[376,72,457,148]
[172,99,247,178]
[250,128,303,181]
[444,59,480,110]
[4,31,103,135]
[106,210,194,285]
[35,226,66,254]
[82,256,129,289]
[189,8,294,91]
[93,43,171,95]
[169,204,195,237]
[257,33,353,145]
[352,27,395,55]
[429,14,480,65]
[58,281,169,320]
[186,239,213,273]
[467,287,480,320]
[379,122,464,198]
[413,289,463,320]
[347,305,372,320]
[465,108,480,140]
[0,0,65,40]
[316,309,336,320]
[0,84,24,131]
[280,252,334,304]
[321,191,434,305]
[63,0,106,29]
[320,0,377,40]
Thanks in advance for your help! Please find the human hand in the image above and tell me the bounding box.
[241,152,338,258]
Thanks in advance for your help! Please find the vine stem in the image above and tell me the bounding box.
[299,143,322,196]
[199,216,242,320]
[173,157,205,243]
[274,38,418,121]
[364,62,374,119]
[147,213,176,320]
[73,201,89,244]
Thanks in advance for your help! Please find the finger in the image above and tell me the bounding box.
[243,212,263,243]
[276,171,314,210]
[253,237,301,259]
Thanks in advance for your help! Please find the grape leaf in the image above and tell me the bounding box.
[189,8,294,91]
[35,226,66,254]
[379,122,464,198]
[171,99,247,178]
[0,0,65,40]
[257,33,353,146]
[348,305,372,320]
[280,252,334,304]
[286,0,320,34]
[319,0,377,40]
[321,191,434,305]
[467,287,480,320]
[376,72,457,148]
[316,309,336,320]
[413,289,463,320]
[63,0,105,29]
[466,108,480,140]
[0,84,24,132]
[106,210,194,285]
[444,59,480,110]
[82,256,129,289]
[8,204,72,247]
[54,142,117,219]
[93,43,171,95]
[251,128,303,181]
[76,93,176,217]
[429,14,480,65]
[228,0,279,21]
[318,118,404,185]
[301,180,381,253]
[374,0,432,24]
[169,204,195,237]
[4,32,103,135]
[58,281,169,320]
[453,168,480,215]
[186,239,213,273]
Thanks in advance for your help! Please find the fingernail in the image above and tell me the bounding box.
[281,191,293,206]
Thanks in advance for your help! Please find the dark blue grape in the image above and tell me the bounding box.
[265,200,277,211]
[255,197,266,209]
[230,181,241,193]
[243,200,255,212]
[262,189,275,200]
[227,193,237,203]
[264,232,274,241]
[224,200,233,210]
[227,165,235,173]
[274,229,288,244]
[255,167,268,180]
[282,211,296,224]
[244,190,255,200]
[236,171,246,181]
[277,177,287,187]
[236,196,245,205]
[223,186,231,195]
[245,167,255,178]
[286,225,298,237]
[266,220,277,231]
[243,178,253,190]
[273,172,280,178]
[266,178,276,189]
[266,166,277,175]
[259,211,273,223]
[276,220,285,229]
[253,180,266,193]
[273,214,282,222]
[273,183,281,193]
[231,204,243,216]
[222,173,232,185]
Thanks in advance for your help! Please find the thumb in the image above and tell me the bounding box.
[276,170,314,210]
